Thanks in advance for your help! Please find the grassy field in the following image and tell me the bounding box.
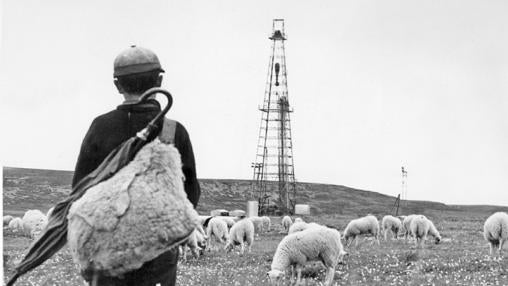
[3,167,508,285]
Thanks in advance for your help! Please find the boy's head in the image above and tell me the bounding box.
[113,45,164,95]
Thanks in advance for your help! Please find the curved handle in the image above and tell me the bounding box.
[136,87,174,140]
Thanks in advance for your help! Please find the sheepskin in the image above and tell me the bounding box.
[288,222,322,234]
[22,209,48,239]
[8,217,23,233]
[67,139,200,277]
[261,216,271,232]
[382,215,402,240]
[483,212,508,256]
[4,215,14,226]
[403,214,420,239]
[225,218,255,255]
[343,215,380,247]
[409,215,441,248]
[206,217,229,251]
[268,227,346,286]
[282,216,293,232]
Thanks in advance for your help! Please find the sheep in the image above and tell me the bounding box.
[402,214,418,240]
[288,222,322,234]
[217,216,236,229]
[483,212,508,256]
[8,217,23,233]
[282,216,293,232]
[199,215,213,228]
[21,209,48,239]
[267,226,347,286]
[409,215,441,248]
[382,215,402,240]
[206,216,229,251]
[343,215,380,247]
[3,215,14,226]
[180,224,208,261]
[294,217,304,224]
[249,216,264,234]
[224,218,255,255]
[261,216,271,232]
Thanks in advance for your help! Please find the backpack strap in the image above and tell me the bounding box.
[159,118,177,144]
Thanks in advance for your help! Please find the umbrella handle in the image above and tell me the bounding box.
[136,87,174,140]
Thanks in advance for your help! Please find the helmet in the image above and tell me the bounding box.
[113,45,165,77]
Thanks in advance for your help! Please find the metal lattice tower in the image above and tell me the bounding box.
[251,19,297,215]
[401,166,408,201]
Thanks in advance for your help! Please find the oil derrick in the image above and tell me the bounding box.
[251,19,296,215]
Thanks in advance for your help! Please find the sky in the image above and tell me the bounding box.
[1,0,507,206]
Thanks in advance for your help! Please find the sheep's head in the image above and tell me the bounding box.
[224,242,234,253]
[267,269,284,284]
[338,250,348,264]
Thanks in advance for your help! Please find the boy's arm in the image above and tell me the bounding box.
[71,119,101,188]
[175,122,201,207]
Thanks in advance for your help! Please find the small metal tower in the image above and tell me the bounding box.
[401,166,408,201]
[251,19,297,215]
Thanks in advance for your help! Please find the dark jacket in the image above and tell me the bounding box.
[72,99,200,207]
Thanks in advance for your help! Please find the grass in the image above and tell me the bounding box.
[3,167,508,285]
[4,216,508,285]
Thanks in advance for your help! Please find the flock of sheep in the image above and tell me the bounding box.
[3,208,508,285]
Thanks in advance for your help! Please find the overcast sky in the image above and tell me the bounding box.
[1,0,507,206]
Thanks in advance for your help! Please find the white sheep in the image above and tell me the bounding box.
[288,222,322,234]
[180,224,208,261]
[267,226,347,286]
[294,217,304,224]
[402,214,418,240]
[224,218,255,255]
[22,209,48,239]
[261,216,271,232]
[206,217,229,251]
[3,215,14,226]
[343,215,380,247]
[483,212,508,256]
[382,215,402,240]
[217,216,236,229]
[409,215,441,248]
[249,216,264,234]
[8,217,23,233]
[282,216,293,232]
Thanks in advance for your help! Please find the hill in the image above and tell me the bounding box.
[3,167,507,217]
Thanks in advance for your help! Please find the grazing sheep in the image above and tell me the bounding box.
[218,216,236,229]
[402,214,418,240]
[206,217,229,251]
[483,212,508,256]
[8,217,23,233]
[3,215,14,226]
[267,226,347,286]
[294,217,304,224]
[261,216,271,232]
[382,215,402,240]
[249,216,265,234]
[288,222,322,234]
[282,216,293,232]
[21,209,48,239]
[409,215,441,248]
[180,225,208,261]
[343,215,380,247]
[225,218,255,255]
